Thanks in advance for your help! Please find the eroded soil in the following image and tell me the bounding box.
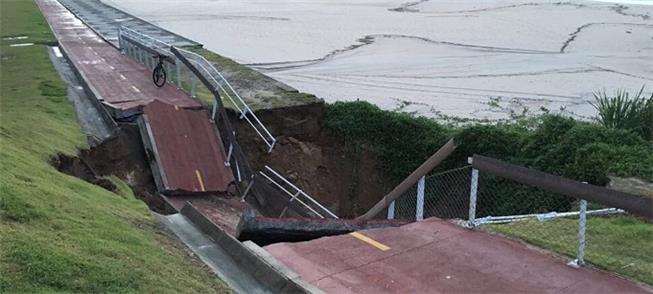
[232,102,391,218]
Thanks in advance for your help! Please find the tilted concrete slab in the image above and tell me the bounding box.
[139,100,234,194]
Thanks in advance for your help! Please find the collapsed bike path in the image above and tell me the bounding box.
[38,0,234,194]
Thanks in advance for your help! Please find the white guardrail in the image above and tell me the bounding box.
[118,26,277,152]
[259,165,338,219]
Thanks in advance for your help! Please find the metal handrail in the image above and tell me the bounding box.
[260,165,338,219]
[118,26,276,152]
[473,208,624,225]
[175,48,276,152]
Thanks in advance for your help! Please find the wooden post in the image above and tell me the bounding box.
[358,139,457,220]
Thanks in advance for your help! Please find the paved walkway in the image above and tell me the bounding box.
[38,0,199,114]
[38,0,233,194]
[266,218,650,293]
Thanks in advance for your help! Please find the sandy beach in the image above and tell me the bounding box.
[102,0,652,120]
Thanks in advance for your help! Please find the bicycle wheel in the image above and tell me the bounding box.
[152,64,166,87]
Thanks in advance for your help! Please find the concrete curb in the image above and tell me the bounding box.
[180,203,323,294]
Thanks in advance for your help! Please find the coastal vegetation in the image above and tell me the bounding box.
[592,87,653,141]
[325,99,653,186]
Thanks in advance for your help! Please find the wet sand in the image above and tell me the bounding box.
[103,0,652,120]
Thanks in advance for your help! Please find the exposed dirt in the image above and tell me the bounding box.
[51,102,392,219]
[50,154,117,192]
[230,102,392,218]
[51,124,164,212]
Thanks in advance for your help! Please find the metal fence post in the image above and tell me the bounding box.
[224,143,233,167]
[164,62,171,85]
[190,76,197,97]
[118,28,124,54]
[147,54,153,69]
[569,199,587,268]
[240,176,255,202]
[211,99,218,122]
[467,168,479,228]
[175,59,182,88]
[138,47,144,65]
[416,176,425,221]
[387,200,395,220]
[129,42,134,58]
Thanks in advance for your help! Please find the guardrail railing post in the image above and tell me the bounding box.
[224,143,233,167]
[240,176,255,202]
[118,28,124,53]
[129,42,135,59]
[164,61,171,85]
[190,76,197,98]
[467,168,479,228]
[211,98,218,122]
[387,200,395,219]
[416,176,425,221]
[147,54,153,69]
[569,199,587,268]
[175,59,182,88]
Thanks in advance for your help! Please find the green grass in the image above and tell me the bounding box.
[185,47,320,110]
[0,1,230,292]
[487,215,653,285]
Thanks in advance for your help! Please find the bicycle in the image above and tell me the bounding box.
[152,54,167,87]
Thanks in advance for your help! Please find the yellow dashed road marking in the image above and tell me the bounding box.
[131,86,140,93]
[349,232,390,251]
[195,170,206,192]
[119,74,127,80]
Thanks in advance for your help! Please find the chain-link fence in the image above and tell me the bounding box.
[390,165,471,221]
[389,164,652,286]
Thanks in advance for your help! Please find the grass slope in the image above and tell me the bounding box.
[0,1,229,292]
[488,215,653,285]
[184,47,320,110]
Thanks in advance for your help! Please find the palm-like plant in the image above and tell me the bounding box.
[591,87,653,140]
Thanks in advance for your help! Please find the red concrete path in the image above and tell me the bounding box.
[38,0,234,193]
[37,0,199,113]
[266,218,651,293]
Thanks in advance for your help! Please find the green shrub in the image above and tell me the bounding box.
[325,101,452,181]
[527,122,646,183]
[325,102,653,216]
[592,87,653,140]
[445,124,527,169]
[522,115,577,159]
[572,143,653,185]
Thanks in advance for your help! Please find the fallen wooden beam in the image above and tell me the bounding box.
[358,138,457,220]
